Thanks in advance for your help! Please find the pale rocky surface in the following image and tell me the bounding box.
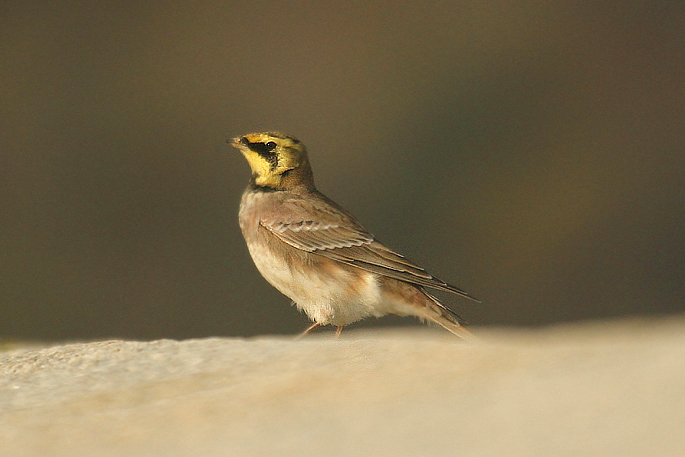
[2,317,684,457]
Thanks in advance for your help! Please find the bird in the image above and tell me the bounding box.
[231,131,479,338]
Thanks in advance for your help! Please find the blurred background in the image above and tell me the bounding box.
[1,1,683,340]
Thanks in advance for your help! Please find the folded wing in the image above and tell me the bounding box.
[260,192,478,301]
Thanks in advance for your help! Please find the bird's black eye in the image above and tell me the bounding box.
[265,141,277,151]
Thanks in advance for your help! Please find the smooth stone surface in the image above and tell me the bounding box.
[2,317,685,457]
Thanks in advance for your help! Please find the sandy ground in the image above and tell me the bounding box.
[1,317,684,457]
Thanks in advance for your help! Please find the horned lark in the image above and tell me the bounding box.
[231,132,479,338]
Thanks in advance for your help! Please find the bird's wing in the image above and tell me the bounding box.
[259,192,477,300]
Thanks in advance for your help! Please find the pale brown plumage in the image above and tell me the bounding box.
[232,132,478,337]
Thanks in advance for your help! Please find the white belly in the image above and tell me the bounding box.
[246,240,385,326]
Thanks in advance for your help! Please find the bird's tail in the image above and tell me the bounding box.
[421,291,475,340]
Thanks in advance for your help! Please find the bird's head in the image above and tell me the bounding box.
[231,132,314,190]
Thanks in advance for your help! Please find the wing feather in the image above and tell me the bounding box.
[259,192,478,300]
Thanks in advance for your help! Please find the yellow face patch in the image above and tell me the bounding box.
[232,132,307,187]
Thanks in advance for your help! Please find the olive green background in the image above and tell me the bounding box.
[2,1,683,340]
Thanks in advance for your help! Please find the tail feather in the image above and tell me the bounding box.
[421,291,475,340]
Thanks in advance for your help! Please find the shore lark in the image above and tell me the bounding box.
[232,132,479,338]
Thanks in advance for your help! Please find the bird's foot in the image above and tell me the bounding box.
[295,322,321,339]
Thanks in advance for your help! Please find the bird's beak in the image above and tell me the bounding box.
[229,136,242,149]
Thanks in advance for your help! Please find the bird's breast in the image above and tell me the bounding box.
[238,187,388,326]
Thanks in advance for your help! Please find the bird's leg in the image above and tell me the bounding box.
[335,326,344,338]
[296,322,321,339]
